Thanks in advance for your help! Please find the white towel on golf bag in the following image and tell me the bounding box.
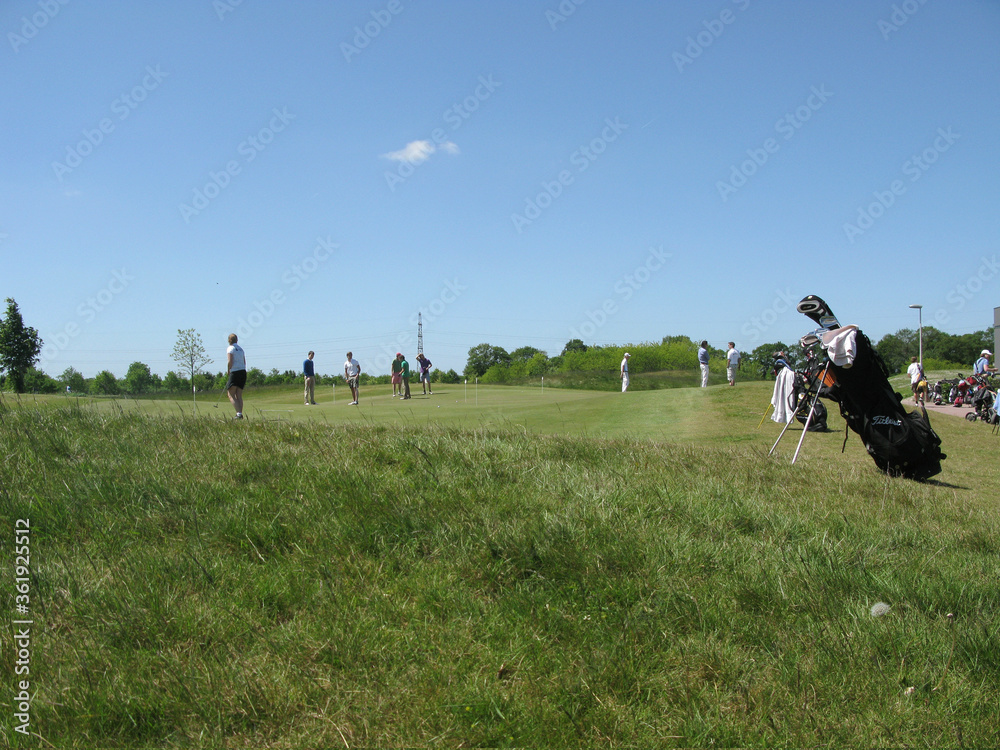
[822,325,859,367]
[771,367,798,423]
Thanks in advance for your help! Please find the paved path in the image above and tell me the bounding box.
[920,400,972,418]
[920,397,996,423]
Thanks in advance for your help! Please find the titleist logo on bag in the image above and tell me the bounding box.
[871,415,903,427]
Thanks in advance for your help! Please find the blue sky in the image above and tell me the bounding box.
[2,0,999,378]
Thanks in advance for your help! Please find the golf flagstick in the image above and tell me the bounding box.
[756,401,773,429]
[791,362,830,464]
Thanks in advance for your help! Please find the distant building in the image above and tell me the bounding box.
[995,306,999,355]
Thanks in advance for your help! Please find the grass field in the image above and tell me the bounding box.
[2,380,998,747]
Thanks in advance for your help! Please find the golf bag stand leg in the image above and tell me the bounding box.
[768,414,798,456]
[791,362,831,464]
[768,395,810,456]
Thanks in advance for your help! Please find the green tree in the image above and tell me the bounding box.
[561,338,588,355]
[124,361,153,394]
[162,371,186,392]
[59,367,87,393]
[661,335,693,347]
[0,298,43,393]
[464,343,511,378]
[875,331,913,374]
[526,352,550,377]
[193,372,215,391]
[511,346,545,362]
[747,342,798,379]
[481,363,510,383]
[246,367,266,387]
[91,370,120,395]
[876,326,991,371]
[24,367,59,393]
[171,329,213,389]
[935,329,993,367]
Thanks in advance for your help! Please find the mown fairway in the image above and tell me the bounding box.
[2,383,998,748]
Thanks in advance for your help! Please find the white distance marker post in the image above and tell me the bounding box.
[332,383,335,403]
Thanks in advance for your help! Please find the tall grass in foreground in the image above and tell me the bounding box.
[1,403,998,748]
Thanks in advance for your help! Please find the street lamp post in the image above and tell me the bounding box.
[909,304,923,366]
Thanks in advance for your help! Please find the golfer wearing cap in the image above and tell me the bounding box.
[974,349,996,375]
[621,352,631,392]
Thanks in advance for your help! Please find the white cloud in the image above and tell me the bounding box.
[381,139,459,164]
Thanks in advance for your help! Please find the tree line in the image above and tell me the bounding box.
[1,296,994,394]
[464,328,996,385]
[463,336,722,383]
[0,314,466,395]
[15,363,467,396]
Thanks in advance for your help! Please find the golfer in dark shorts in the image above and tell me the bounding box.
[399,354,411,399]
[226,333,247,419]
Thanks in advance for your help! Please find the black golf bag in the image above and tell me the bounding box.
[796,296,946,481]
[827,330,945,480]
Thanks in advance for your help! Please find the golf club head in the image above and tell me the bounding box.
[797,295,840,330]
[799,331,822,348]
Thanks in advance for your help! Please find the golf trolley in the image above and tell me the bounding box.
[965,374,998,425]
[767,327,834,464]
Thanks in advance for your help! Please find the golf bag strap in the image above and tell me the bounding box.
[841,421,849,454]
